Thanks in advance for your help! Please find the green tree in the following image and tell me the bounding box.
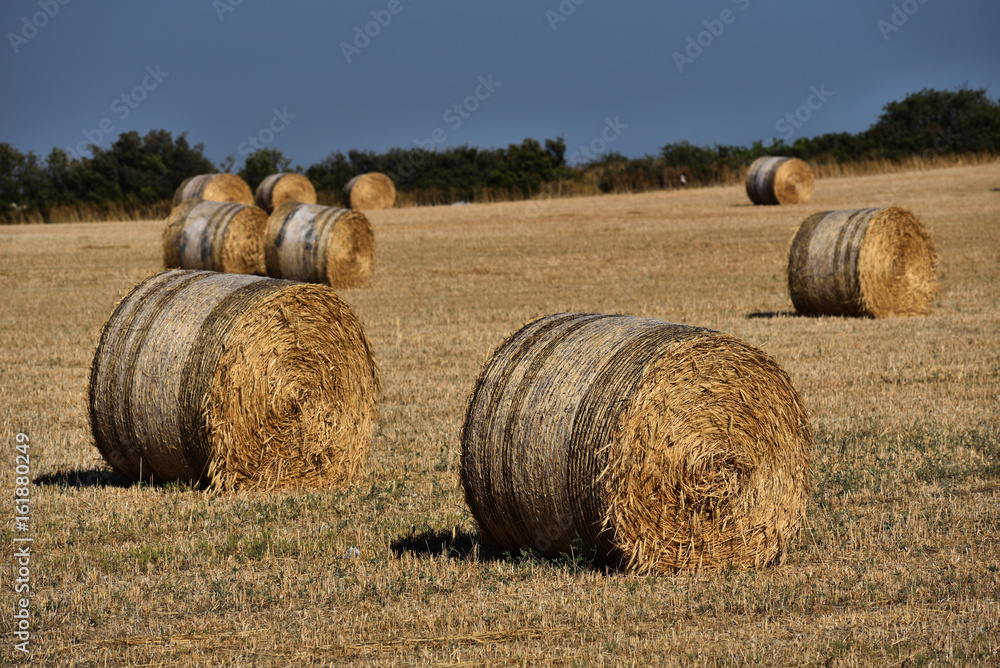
[0,143,27,209]
[239,148,292,191]
[864,86,1000,158]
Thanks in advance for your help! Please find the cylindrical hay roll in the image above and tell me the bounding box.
[172,174,254,207]
[746,157,814,205]
[265,202,374,289]
[89,269,380,492]
[461,313,812,573]
[788,207,938,317]
[163,199,267,275]
[343,172,396,210]
[254,173,318,213]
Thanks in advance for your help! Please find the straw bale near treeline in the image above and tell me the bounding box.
[172,173,255,207]
[343,172,396,210]
[88,269,380,492]
[162,199,267,275]
[254,173,318,213]
[746,156,814,205]
[460,313,812,574]
[788,207,938,317]
[264,202,374,289]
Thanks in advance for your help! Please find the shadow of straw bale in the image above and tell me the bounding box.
[391,527,505,562]
[34,469,134,489]
[745,310,801,319]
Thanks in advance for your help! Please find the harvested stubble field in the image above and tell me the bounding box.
[1,162,998,666]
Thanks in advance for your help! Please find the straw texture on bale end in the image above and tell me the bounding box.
[88,269,380,492]
[172,173,255,206]
[265,202,374,289]
[461,313,812,574]
[163,199,267,275]
[788,207,938,317]
[343,172,396,210]
[255,173,318,213]
[746,156,814,205]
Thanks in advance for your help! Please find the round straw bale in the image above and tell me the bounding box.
[787,207,938,317]
[172,174,254,207]
[343,172,396,210]
[461,313,812,573]
[254,173,318,213]
[265,202,374,289]
[163,199,267,275]
[88,269,380,492]
[746,157,814,205]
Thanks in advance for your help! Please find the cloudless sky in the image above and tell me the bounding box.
[2,1,998,168]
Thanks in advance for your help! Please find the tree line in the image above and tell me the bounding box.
[2,86,998,223]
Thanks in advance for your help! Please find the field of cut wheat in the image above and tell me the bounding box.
[1,162,998,666]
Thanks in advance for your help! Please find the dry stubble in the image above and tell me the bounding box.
[0,162,997,666]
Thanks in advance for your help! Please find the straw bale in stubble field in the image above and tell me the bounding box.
[88,269,380,492]
[460,313,812,574]
[788,207,938,317]
[746,156,815,205]
[264,202,374,289]
[163,199,267,275]
[254,173,318,213]
[172,174,255,207]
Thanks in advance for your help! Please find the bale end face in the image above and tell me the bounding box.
[601,335,812,573]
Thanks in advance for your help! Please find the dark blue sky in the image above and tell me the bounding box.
[2,1,997,168]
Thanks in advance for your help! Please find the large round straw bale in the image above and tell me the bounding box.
[255,173,318,213]
[461,313,812,573]
[343,172,396,210]
[265,202,374,288]
[163,199,267,275]
[172,174,254,207]
[88,269,380,492]
[746,157,814,205]
[788,207,937,317]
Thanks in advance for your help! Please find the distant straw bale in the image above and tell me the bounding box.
[461,313,812,574]
[343,173,396,210]
[254,173,318,213]
[788,207,938,317]
[163,199,267,275]
[172,174,254,207]
[88,269,380,492]
[746,157,814,205]
[264,202,374,289]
